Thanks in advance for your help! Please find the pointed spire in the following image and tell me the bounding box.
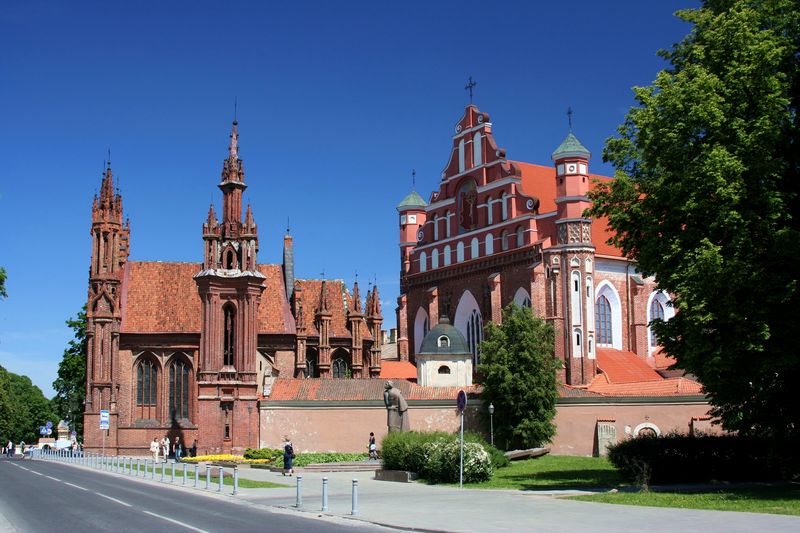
[228,119,239,161]
[206,203,218,227]
[351,280,362,314]
[244,203,255,229]
[371,285,381,316]
[319,279,329,312]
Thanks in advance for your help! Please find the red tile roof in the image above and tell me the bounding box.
[596,348,663,383]
[588,377,703,397]
[295,279,371,339]
[379,361,418,380]
[266,378,479,401]
[120,261,294,334]
[651,348,678,370]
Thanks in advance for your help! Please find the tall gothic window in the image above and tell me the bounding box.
[332,358,349,378]
[596,295,613,345]
[136,357,158,419]
[223,304,236,367]
[169,358,190,422]
[650,299,665,347]
[466,309,483,365]
[305,348,319,378]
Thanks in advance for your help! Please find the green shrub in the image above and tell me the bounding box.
[608,434,799,484]
[423,440,493,483]
[464,432,509,469]
[381,431,448,472]
[244,448,367,466]
[244,447,283,461]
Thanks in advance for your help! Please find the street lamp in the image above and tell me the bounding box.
[488,403,495,447]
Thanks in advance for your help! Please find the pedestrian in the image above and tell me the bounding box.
[173,437,182,462]
[162,435,170,461]
[282,437,295,476]
[5,440,12,458]
[190,439,197,458]
[150,437,160,463]
[368,432,378,460]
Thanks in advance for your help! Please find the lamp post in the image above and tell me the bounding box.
[488,403,495,447]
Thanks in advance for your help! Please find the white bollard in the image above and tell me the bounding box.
[351,479,359,516]
[295,476,303,508]
[322,477,329,512]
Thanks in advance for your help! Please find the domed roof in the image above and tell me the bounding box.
[418,317,470,355]
[397,190,427,211]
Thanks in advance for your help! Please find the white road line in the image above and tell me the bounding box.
[94,493,132,507]
[142,511,210,533]
[64,482,88,491]
[45,475,61,482]
[31,471,44,476]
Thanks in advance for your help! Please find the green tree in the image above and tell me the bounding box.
[0,366,57,443]
[588,1,800,438]
[477,304,559,449]
[52,307,87,438]
[0,266,7,299]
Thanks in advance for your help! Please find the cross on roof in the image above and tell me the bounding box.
[567,106,573,131]
[412,169,416,189]
[465,76,476,104]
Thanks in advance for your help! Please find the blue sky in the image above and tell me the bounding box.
[0,1,696,398]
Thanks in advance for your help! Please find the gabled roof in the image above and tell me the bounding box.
[379,361,418,380]
[120,261,294,335]
[587,377,703,397]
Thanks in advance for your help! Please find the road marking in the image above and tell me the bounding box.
[142,511,210,533]
[31,471,44,476]
[94,493,132,507]
[64,482,88,491]
[45,475,61,482]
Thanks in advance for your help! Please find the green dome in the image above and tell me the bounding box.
[551,132,591,161]
[418,317,470,355]
[397,190,427,211]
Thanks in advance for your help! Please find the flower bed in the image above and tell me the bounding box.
[181,454,273,465]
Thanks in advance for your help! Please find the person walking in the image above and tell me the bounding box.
[4,440,11,458]
[190,439,197,458]
[150,437,160,463]
[282,437,295,476]
[368,432,378,460]
[162,435,170,462]
[173,437,182,462]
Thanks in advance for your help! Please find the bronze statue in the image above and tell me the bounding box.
[383,381,409,432]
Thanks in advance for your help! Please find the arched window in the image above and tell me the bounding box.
[414,307,430,354]
[455,290,483,366]
[169,357,190,422]
[419,251,427,273]
[571,271,582,326]
[485,233,494,255]
[516,226,525,247]
[445,210,452,238]
[443,245,452,266]
[513,287,532,308]
[596,295,612,345]
[431,248,439,269]
[486,196,493,225]
[438,365,451,375]
[501,230,509,251]
[501,193,508,220]
[224,248,236,269]
[467,309,483,365]
[650,299,665,347]
[136,356,158,420]
[456,241,465,263]
[473,132,482,166]
[470,238,479,260]
[438,335,450,348]
[433,216,439,240]
[332,358,349,379]
[458,139,465,173]
[305,347,319,378]
[223,304,236,367]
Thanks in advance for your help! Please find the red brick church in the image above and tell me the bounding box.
[83,121,385,455]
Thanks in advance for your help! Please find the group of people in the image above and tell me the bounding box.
[3,440,21,458]
[149,435,196,463]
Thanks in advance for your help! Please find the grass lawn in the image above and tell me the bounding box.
[569,485,800,516]
[463,455,622,490]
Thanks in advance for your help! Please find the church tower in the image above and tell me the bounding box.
[195,120,265,454]
[396,187,427,360]
[544,131,597,385]
[84,162,129,451]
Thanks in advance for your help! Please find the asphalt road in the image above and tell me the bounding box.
[0,457,383,533]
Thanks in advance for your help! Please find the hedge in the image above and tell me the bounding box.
[607,434,800,484]
[243,447,367,467]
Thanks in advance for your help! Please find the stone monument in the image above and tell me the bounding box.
[383,381,409,432]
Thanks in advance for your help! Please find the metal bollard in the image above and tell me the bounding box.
[218,467,224,492]
[194,464,199,488]
[171,461,175,483]
[322,477,329,512]
[160,461,165,482]
[136,458,141,477]
[206,465,211,490]
[151,460,156,479]
[295,475,303,508]
[183,462,188,485]
[232,466,238,496]
[351,479,359,516]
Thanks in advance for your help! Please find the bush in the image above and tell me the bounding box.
[464,432,509,469]
[608,434,800,484]
[244,447,283,462]
[381,431,449,473]
[243,448,367,466]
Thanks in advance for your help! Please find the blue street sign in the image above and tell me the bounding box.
[99,410,110,430]
[45,421,53,429]
[457,390,467,412]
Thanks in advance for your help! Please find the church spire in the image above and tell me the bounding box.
[351,280,362,314]
[319,279,329,312]
[228,119,239,162]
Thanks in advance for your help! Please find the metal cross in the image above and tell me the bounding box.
[567,107,573,131]
[465,76,477,103]
[412,169,416,189]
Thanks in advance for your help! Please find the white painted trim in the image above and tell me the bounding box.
[411,215,537,252]
[595,280,622,350]
[646,290,675,356]
[451,122,491,140]
[633,422,661,437]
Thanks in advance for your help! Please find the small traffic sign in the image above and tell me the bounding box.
[456,390,467,412]
[99,409,110,430]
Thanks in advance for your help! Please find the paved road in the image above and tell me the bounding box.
[0,457,383,533]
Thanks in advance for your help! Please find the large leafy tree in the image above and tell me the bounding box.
[589,1,799,438]
[477,304,559,449]
[0,366,57,443]
[52,307,87,438]
[0,267,7,299]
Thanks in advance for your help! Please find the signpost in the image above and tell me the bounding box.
[99,410,109,457]
[456,390,467,489]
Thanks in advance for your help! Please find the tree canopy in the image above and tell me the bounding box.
[477,304,559,449]
[0,365,57,443]
[52,307,87,438]
[588,0,800,438]
[0,267,7,299]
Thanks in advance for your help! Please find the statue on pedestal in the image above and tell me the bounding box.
[383,381,409,432]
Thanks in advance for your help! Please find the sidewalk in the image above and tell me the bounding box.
[233,466,800,533]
